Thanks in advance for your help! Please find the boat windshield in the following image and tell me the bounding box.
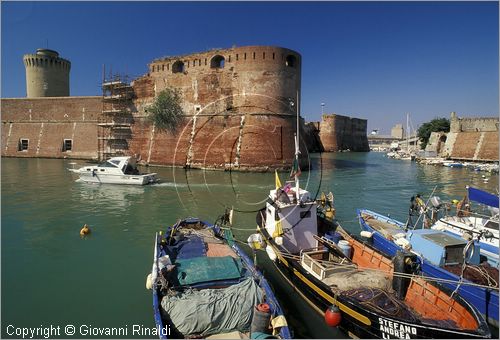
[484,220,499,231]
[97,161,119,168]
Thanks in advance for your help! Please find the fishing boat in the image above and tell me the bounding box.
[147,213,291,339]
[358,208,499,329]
[254,178,490,338]
[68,156,157,185]
[251,127,490,337]
[430,186,499,268]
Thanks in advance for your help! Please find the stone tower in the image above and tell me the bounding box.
[23,48,71,97]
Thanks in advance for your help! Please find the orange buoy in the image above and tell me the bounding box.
[325,305,341,327]
[80,224,91,236]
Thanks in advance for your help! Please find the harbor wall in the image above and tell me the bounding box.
[429,113,499,162]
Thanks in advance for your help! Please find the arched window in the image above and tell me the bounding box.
[172,60,185,73]
[285,55,296,68]
[210,55,225,69]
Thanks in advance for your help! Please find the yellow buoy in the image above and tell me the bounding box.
[80,224,91,236]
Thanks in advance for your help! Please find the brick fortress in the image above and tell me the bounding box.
[2,46,369,170]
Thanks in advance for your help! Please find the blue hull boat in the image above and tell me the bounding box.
[149,216,291,339]
[358,209,499,329]
[431,186,499,268]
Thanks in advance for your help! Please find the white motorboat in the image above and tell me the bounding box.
[69,156,157,185]
[430,186,499,268]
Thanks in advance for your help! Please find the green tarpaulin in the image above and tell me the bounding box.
[174,256,243,286]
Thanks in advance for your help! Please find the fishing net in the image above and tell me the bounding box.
[443,263,499,288]
[340,287,459,329]
[341,288,419,322]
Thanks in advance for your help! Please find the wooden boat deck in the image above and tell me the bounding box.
[361,213,404,240]
[180,227,238,258]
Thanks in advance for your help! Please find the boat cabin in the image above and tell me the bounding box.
[90,156,140,175]
[406,229,480,267]
[265,186,318,254]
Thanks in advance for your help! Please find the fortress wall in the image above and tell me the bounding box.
[319,115,340,151]
[449,132,481,159]
[318,114,369,152]
[1,97,100,159]
[444,113,499,161]
[476,132,499,161]
[3,45,371,169]
[350,118,370,151]
[146,46,301,116]
[447,131,499,161]
[456,117,498,132]
[130,46,303,170]
[128,113,297,170]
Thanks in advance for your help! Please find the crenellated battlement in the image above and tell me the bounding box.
[149,46,300,74]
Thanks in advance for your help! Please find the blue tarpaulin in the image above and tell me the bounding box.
[468,186,499,208]
[169,235,207,260]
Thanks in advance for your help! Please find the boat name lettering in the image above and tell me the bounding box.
[378,318,417,339]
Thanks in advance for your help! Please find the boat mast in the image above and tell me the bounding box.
[406,113,410,153]
[295,90,300,202]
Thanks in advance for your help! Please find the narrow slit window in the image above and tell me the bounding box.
[285,55,297,68]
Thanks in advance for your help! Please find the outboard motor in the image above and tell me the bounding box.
[430,196,442,208]
[392,251,418,299]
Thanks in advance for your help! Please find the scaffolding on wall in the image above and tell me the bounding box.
[98,72,134,161]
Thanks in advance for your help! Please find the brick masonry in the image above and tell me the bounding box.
[2,45,370,169]
[2,97,101,159]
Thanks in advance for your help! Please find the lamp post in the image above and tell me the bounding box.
[321,102,325,115]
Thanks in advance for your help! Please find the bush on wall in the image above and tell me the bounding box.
[147,88,184,133]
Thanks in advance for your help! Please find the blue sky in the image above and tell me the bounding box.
[2,1,498,133]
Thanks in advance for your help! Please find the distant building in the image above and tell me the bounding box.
[391,124,404,139]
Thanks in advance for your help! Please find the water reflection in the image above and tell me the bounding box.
[73,180,145,212]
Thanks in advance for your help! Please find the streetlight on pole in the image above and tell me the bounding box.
[321,102,325,115]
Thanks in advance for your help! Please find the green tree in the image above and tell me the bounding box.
[147,88,184,133]
[417,117,450,149]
